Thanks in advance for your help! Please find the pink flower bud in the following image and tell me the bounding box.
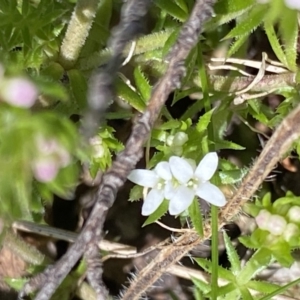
[36,136,60,155]
[287,206,300,223]
[266,215,287,236]
[1,77,38,108]
[32,157,59,183]
[35,136,71,168]
[255,209,271,230]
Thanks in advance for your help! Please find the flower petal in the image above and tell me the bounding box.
[169,156,193,183]
[196,182,226,207]
[195,152,219,181]
[155,161,172,180]
[128,169,158,188]
[164,180,177,199]
[169,186,195,215]
[285,0,300,10]
[142,188,164,216]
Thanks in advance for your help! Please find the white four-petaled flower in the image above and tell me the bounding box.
[128,152,226,216]
[257,0,300,10]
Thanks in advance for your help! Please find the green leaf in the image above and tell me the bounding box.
[5,278,27,291]
[237,248,272,285]
[96,0,112,29]
[133,67,151,102]
[129,185,143,202]
[148,151,165,169]
[262,192,272,208]
[214,140,245,151]
[154,0,188,22]
[79,29,172,70]
[116,77,146,112]
[264,22,288,67]
[219,168,248,185]
[174,0,188,13]
[196,108,215,133]
[159,119,181,130]
[191,277,211,294]
[188,198,203,237]
[223,231,241,275]
[208,0,254,30]
[278,7,298,71]
[143,199,169,226]
[239,286,253,300]
[271,242,293,267]
[247,280,279,294]
[223,5,265,40]
[214,0,254,15]
[201,135,209,154]
[259,277,300,300]
[162,28,179,57]
[67,69,88,110]
[193,286,205,300]
[216,283,239,297]
[273,193,300,209]
[41,62,64,81]
[194,258,235,282]
[227,34,250,57]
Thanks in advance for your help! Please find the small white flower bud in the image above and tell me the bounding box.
[283,223,300,242]
[285,0,300,10]
[287,206,300,223]
[172,132,188,146]
[255,209,271,230]
[166,135,174,146]
[266,215,287,236]
[0,77,38,108]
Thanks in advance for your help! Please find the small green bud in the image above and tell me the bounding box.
[172,132,188,146]
[283,223,300,243]
[287,206,300,223]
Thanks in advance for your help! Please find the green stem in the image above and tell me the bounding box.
[59,0,100,69]
[210,205,219,300]
[197,44,210,112]
[4,230,46,265]
[78,29,173,70]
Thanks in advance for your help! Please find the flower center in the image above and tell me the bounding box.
[186,177,199,190]
[156,181,164,190]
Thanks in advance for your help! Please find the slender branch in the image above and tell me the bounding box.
[203,73,297,93]
[81,0,151,139]
[13,220,136,255]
